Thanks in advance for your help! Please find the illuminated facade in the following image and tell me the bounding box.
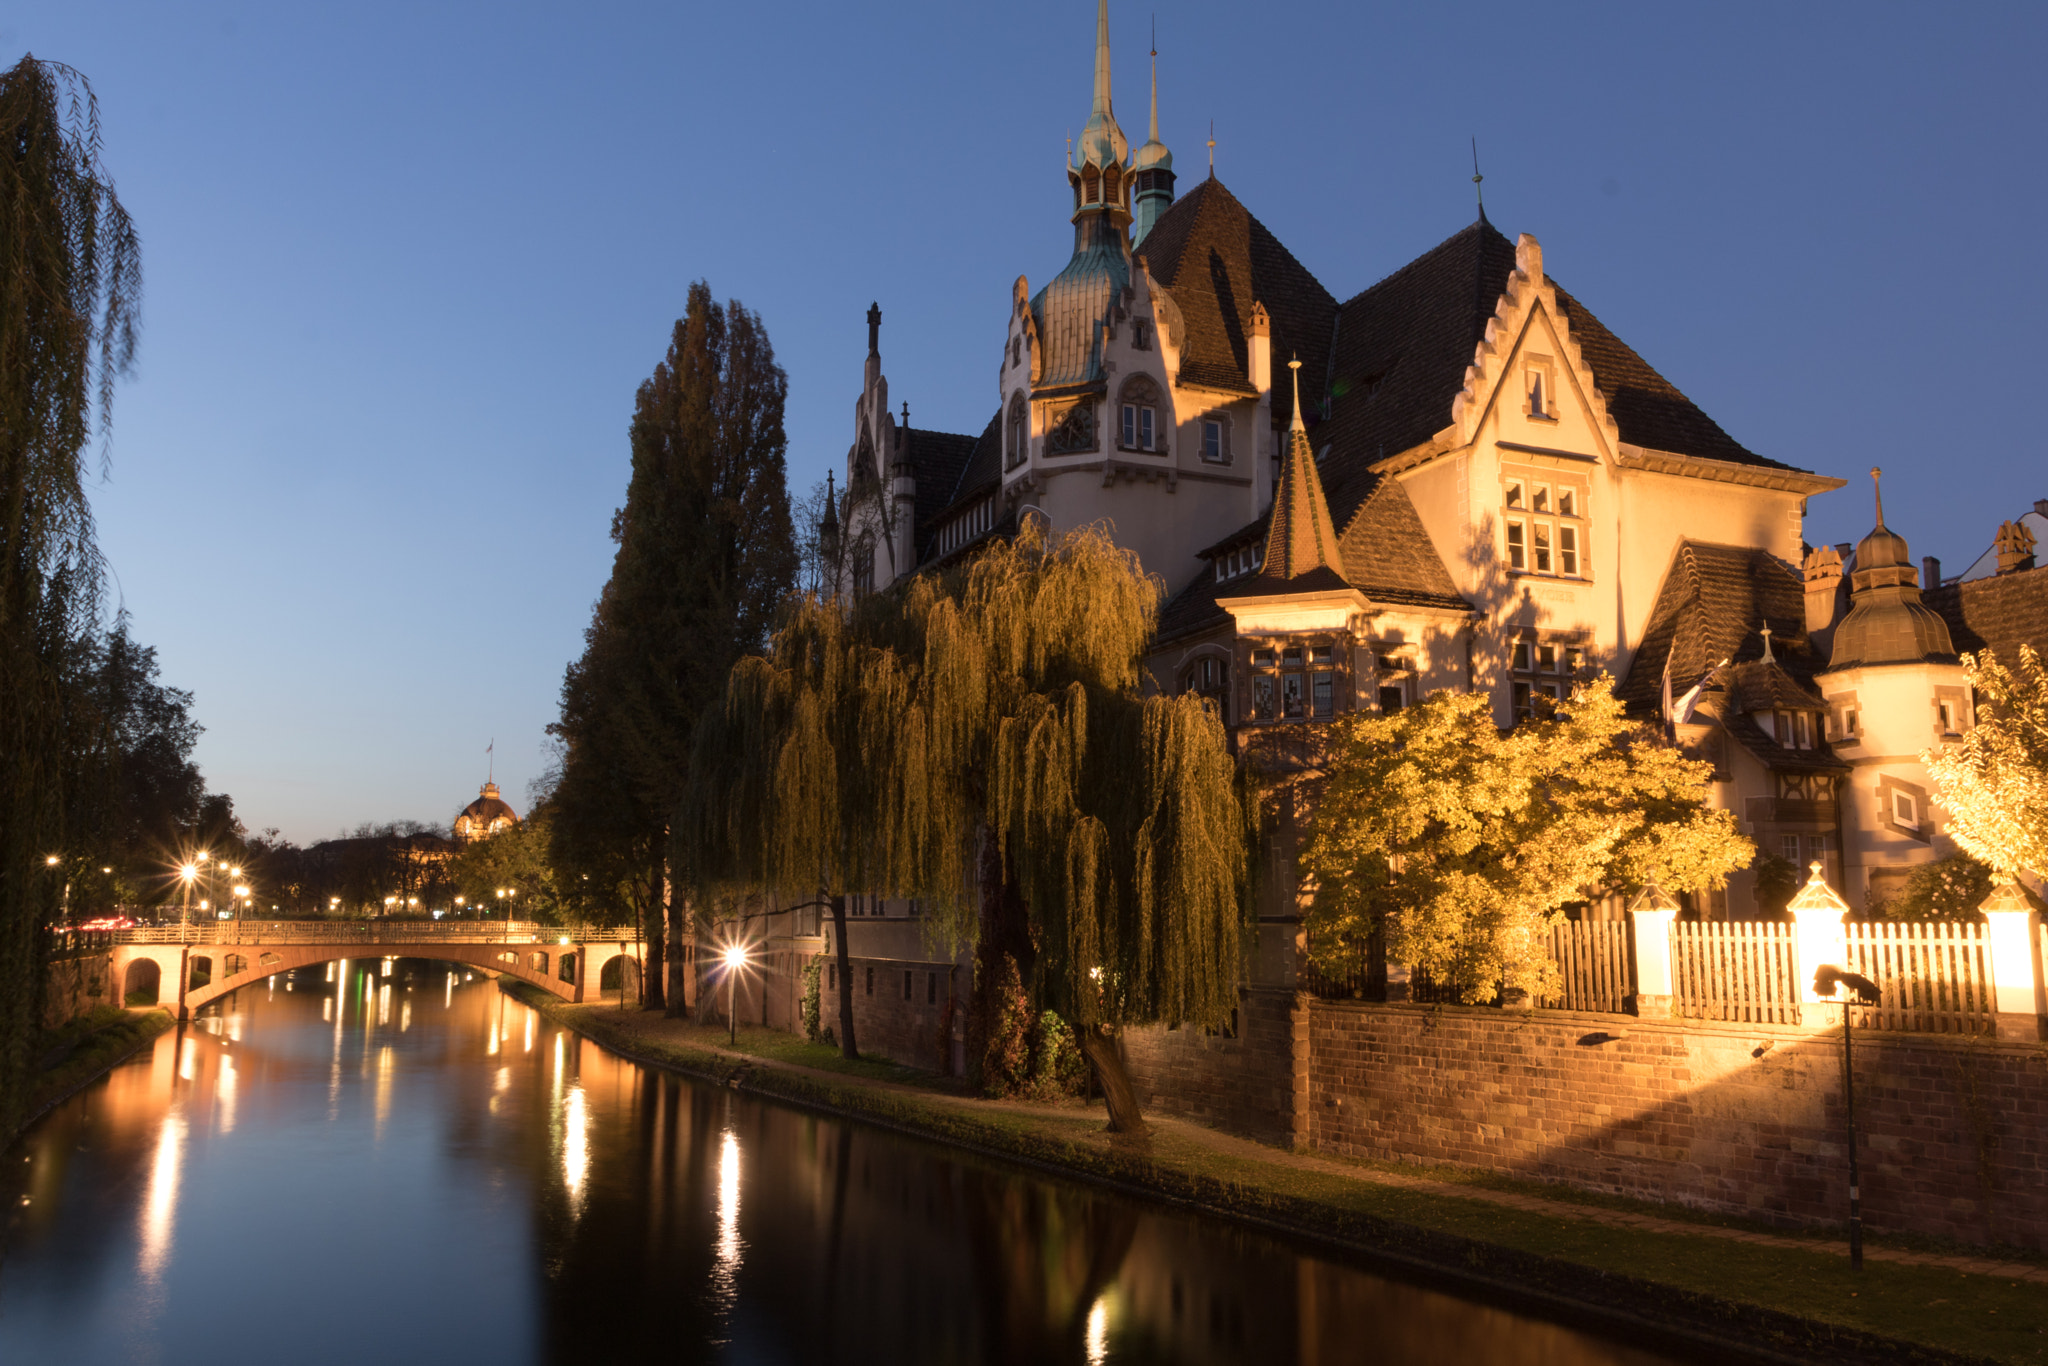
[833,2,2046,916]
[453,780,519,843]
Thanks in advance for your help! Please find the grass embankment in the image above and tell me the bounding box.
[506,982,2044,1366]
[4,1005,174,1148]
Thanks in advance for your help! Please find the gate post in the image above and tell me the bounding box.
[1626,884,1680,1018]
[1786,861,1850,1026]
[1978,883,2046,1042]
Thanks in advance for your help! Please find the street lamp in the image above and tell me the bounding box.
[179,860,201,934]
[723,945,748,1046]
[1814,964,1882,1271]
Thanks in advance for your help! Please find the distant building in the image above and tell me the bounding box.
[454,781,519,843]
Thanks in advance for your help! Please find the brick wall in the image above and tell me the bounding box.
[1308,1002,2048,1252]
[1118,987,1304,1146]
[820,955,962,1075]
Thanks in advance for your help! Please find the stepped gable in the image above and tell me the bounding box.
[1136,177,1336,422]
[1924,561,2048,664]
[1314,219,1800,533]
[1618,541,1812,712]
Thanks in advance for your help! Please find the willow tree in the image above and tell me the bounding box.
[1299,681,1750,1003]
[1,56,139,1121]
[677,521,1252,1131]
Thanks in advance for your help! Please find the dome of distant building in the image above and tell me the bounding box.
[455,781,519,841]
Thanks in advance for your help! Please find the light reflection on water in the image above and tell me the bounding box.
[1,963,1680,1366]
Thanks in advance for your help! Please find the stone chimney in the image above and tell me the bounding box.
[1802,543,1844,656]
[1994,519,2037,575]
[1922,555,1941,590]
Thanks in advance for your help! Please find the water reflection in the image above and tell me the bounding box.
[2,964,1677,1366]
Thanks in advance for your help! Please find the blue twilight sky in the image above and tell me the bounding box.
[9,1,2046,843]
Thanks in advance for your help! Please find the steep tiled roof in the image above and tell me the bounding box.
[1137,178,1336,422]
[1156,472,1468,645]
[902,423,983,552]
[918,411,1004,564]
[1618,541,1814,713]
[1314,218,1800,533]
[1925,562,2048,664]
[1229,399,1349,597]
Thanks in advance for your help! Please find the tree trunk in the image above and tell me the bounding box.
[830,894,857,1059]
[1075,1026,1145,1134]
[641,845,666,1011]
[664,886,690,1019]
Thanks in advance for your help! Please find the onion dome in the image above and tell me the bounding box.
[1033,0,1135,390]
[1827,468,1956,670]
[454,781,520,841]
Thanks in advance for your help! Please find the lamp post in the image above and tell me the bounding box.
[179,859,201,937]
[1814,964,1881,1271]
[723,945,747,1046]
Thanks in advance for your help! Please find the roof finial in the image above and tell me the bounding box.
[1148,17,1160,144]
[1207,119,1216,177]
[1471,137,1485,217]
[1759,623,1774,664]
[1870,466,1886,529]
[1288,355,1305,434]
[901,399,910,433]
[1092,0,1112,118]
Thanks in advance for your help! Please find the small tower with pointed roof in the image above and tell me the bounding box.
[1131,38,1174,247]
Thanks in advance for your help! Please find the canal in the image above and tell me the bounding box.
[2,961,1681,1365]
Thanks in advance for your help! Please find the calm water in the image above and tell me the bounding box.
[1,962,1679,1365]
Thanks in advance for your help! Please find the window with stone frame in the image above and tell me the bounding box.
[1524,357,1557,421]
[1373,650,1416,713]
[1502,466,1588,579]
[1508,632,1587,721]
[1246,639,1342,723]
[1006,391,1029,470]
[1197,413,1232,464]
[1118,375,1163,453]
[1179,652,1230,719]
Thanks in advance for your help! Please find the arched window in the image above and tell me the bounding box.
[1118,375,1162,452]
[1006,391,1029,469]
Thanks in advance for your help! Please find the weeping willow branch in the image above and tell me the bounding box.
[2,55,140,1123]
[676,521,1254,1034]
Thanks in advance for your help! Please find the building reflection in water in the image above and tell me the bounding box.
[0,964,1675,1366]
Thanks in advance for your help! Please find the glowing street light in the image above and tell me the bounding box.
[723,944,748,1046]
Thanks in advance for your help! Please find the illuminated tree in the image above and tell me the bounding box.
[678,522,1253,1131]
[1299,681,1751,1003]
[1924,645,2048,883]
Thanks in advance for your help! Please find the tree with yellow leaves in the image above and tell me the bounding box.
[1924,645,2048,883]
[1299,681,1751,1003]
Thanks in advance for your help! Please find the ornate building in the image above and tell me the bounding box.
[831,0,2045,920]
[453,781,519,843]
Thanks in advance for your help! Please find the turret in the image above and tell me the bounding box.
[1067,0,1132,235]
[1826,469,1957,670]
[1131,41,1174,247]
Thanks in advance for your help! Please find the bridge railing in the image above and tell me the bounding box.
[112,921,626,947]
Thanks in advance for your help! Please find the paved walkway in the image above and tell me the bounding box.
[575,1006,2048,1288]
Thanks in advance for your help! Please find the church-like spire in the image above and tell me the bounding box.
[1251,360,1349,588]
[1132,31,1175,248]
[1067,0,1131,230]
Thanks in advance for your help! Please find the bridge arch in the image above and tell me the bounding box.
[122,957,161,1005]
[174,942,581,1014]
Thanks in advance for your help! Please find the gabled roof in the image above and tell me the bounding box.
[902,423,984,550]
[918,411,1004,564]
[1314,218,1801,534]
[1137,177,1335,421]
[1925,561,2048,664]
[1618,541,1814,713]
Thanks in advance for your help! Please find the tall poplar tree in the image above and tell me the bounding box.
[1,56,139,1122]
[678,522,1254,1132]
[552,283,796,1013]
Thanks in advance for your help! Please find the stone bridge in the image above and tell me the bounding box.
[107,922,646,1018]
